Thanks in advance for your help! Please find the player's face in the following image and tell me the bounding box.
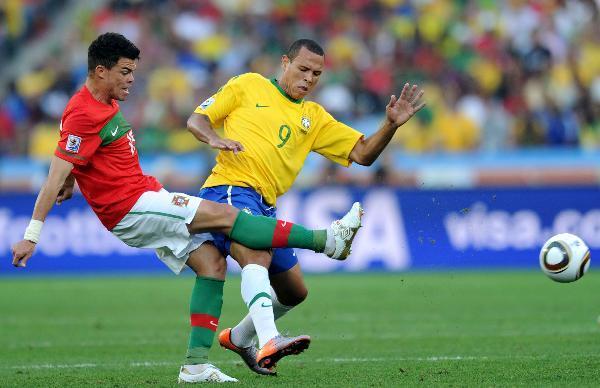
[281,47,324,100]
[104,58,137,101]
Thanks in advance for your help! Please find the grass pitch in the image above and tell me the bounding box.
[1,271,599,387]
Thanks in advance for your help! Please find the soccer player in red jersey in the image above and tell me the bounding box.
[10,33,362,383]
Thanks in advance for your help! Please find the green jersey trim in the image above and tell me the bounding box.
[128,211,185,220]
[270,78,303,104]
[99,111,132,145]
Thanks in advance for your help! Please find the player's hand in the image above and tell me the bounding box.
[56,183,74,205]
[208,137,245,155]
[386,83,426,128]
[11,239,36,268]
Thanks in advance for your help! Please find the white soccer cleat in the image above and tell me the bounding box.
[177,364,238,383]
[324,202,363,260]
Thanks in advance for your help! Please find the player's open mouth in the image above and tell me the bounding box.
[122,88,130,95]
[298,86,308,92]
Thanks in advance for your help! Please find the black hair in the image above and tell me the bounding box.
[286,39,324,61]
[87,32,140,73]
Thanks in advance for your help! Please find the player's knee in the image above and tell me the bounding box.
[232,243,272,268]
[222,203,239,224]
[187,243,227,280]
[190,201,239,233]
[207,255,227,278]
[239,253,271,268]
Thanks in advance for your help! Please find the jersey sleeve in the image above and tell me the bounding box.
[193,74,245,128]
[54,111,102,166]
[311,108,364,167]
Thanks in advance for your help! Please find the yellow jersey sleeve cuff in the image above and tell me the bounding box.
[331,133,365,167]
[192,107,217,126]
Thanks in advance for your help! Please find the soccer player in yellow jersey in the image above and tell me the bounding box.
[187,39,425,375]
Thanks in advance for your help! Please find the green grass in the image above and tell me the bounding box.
[1,272,599,387]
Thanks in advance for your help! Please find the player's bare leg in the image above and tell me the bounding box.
[186,243,226,280]
[269,264,308,307]
[178,244,238,383]
[187,200,239,235]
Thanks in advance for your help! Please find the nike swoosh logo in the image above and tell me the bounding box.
[261,302,272,308]
[111,125,119,136]
[209,320,218,327]
[256,103,269,108]
[281,221,287,227]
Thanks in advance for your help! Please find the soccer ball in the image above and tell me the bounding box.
[539,233,591,283]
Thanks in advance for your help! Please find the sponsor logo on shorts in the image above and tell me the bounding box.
[172,195,190,207]
[66,134,82,153]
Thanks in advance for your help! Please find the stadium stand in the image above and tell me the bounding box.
[1,0,599,190]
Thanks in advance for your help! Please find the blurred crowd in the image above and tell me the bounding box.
[1,0,600,162]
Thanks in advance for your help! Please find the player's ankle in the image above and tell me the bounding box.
[230,327,254,348]
[324,228,335,255]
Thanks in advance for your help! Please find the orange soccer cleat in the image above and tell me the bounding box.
[218,328,276,376]
[256,334,311,368]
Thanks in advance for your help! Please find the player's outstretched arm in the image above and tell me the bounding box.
[349,83,425,166]
[187,112,244,154]
[11,156,74,268]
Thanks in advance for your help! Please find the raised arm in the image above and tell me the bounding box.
[186,112,244,154]
[349,83,425,166]
[11,155,74,267]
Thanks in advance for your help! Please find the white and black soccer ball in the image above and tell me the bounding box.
[539,233,591,283]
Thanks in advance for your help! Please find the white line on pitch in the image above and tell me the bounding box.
[6,354,599,370]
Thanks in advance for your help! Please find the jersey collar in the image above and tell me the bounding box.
[270,78,303,104]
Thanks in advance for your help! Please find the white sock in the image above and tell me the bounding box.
[240,264,279,348]
[182,363,210,374]
[231,286,294,348]
[324,228,335,255]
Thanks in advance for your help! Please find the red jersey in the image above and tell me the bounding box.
[55,86,162,230]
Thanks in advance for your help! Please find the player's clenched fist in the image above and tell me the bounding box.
[11,240,36,268]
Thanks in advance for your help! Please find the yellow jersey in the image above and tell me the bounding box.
[195,73,363,205]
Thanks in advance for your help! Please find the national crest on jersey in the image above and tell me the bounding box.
[172,194,190,207]
[300,116,311,134]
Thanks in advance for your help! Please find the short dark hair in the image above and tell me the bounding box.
[286,39,324,61]
[88,32,140,73]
